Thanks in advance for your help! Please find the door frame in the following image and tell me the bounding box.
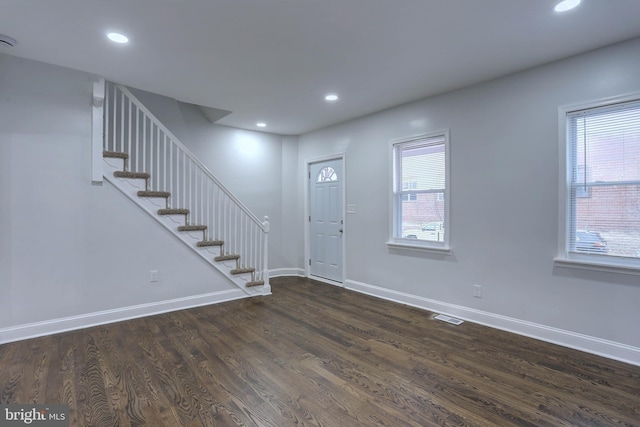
[305,153,346,286]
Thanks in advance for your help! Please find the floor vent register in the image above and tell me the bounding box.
[434,314,464,325]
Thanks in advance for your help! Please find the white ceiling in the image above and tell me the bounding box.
[1,0,640,135]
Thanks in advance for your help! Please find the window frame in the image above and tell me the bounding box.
[555,92,640,275]
[387,130,451,253]
[401,193,418,202]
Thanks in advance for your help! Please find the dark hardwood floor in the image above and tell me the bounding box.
[1,277,639,426]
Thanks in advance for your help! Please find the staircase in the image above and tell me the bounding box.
[100,82,270,296]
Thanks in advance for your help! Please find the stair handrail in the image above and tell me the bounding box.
[114,83,267,232]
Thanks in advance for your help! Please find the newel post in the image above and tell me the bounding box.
[262,215,271,294]
[91,77,105,184]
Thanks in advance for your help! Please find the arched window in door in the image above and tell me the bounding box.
[317,166,338,183]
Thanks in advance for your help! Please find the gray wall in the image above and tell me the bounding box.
[297,37,640,350]
[0,132,11,318]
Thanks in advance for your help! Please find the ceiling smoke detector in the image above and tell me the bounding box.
[0,34,17,47]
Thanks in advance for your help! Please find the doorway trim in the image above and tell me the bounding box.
[305,153,346,286]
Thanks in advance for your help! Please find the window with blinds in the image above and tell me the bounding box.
[566,98,640,263]
[391,131,449,248]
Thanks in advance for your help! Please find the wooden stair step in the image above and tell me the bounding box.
[178,225,207,232]
[215,254,240,262]
[197,240,224,247]
[114,171,150,180]
[138,190,170,198]
[246,280,264,288]
[231,267,255,275]
[158,208,189,215]
[103,151,129,160]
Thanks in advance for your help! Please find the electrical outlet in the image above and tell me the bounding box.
[473,284,482,298]
[150,270,159,282]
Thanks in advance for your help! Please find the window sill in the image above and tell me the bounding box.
[553,256,640,276]
[386,240,452,255]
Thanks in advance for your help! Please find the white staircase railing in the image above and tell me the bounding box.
[103,82,269,290]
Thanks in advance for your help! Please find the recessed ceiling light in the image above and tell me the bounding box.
[325,94,339,102]
[256,122,267,128]
[554,0,581,12]
[107,32,129,43]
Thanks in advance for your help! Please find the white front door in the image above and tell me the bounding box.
[309,158,344,283]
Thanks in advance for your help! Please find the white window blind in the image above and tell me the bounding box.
[392,133,448,245]
[566,99,640,261]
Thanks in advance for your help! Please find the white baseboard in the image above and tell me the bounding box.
[270,268,305,278]
[345,279,640,367]
[0,289,246,345]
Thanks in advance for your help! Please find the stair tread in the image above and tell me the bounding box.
[103,151,129,160]
[158,208,189,215]
[114,171,150,179]
[138,190,170,198]
[231,267,255,275]
[178,225,207,231]
[196,240,224,247]
[246,280,264,288]
[215,254,240,261]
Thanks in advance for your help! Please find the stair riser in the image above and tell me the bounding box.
[140,197,167,210]
[230,272,255,281]
[104,156,127,173]
[106,162,150,192]
[180,230,207,242]
[216,259,241,270]
[158,214,186,226]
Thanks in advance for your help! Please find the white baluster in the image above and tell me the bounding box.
[153,128,158,191]
[113,85,117,152]
[119,89,124,153]
[141,116,146,173]
[169,141,174,207]
[134,108,139,171]
[105,83,110,152]
[182,153,186,210]
[215,186,220,240]
[161,134,165,191]
[262,215,270,288]
[127,98,131,158]
[234,204,238,257]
